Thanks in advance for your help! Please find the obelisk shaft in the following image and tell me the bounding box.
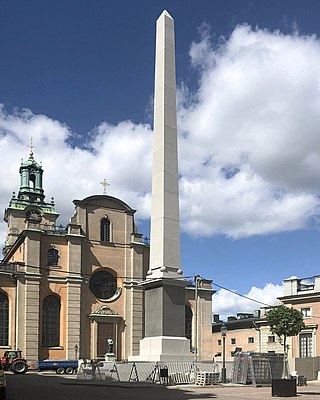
[148,10,182,279]
[132,11,192,360]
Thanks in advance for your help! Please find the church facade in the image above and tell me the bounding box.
[0,149,213,363]
[0,149,149,362]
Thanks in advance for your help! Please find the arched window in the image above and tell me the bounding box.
[48,248,59,266]
[0,293,9,346]
[29,173,36,188]
[42,295,60,347]
[101,218,111,242]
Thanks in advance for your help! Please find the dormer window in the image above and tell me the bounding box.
[101,218,111,242]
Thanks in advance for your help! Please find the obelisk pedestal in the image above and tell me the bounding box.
[133,10,192,362]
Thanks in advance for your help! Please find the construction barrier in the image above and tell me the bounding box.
[232,352,283,387]
[77,360,218,386]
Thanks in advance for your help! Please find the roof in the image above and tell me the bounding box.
[73,195,136,214]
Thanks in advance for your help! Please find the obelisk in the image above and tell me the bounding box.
[147,9,182,280]
[135,10,192,361]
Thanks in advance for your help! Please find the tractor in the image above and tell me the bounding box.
[1,350,28,374]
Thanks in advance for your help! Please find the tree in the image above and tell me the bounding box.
[266,305,305,378]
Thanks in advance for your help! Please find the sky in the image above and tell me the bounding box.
[1,0,320,319]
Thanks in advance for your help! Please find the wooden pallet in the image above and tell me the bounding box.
[196,372,220,386]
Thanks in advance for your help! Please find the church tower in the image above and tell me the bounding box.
[3,145,59,255]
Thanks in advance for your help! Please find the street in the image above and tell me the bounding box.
[5,373,195,400]
[5,372,320,400]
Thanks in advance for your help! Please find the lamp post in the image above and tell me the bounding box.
[74,344,78,360]
[221,324,227,383]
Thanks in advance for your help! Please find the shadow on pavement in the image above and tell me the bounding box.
[6,373,217,400]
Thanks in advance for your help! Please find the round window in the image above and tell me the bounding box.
[89,270,117,300]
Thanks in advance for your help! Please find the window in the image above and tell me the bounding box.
[298,278,315,291]
[301,308,311,318]
[217,339,222,346]
[29,173,36,189]
[0,293,9,346]
[300,333,313,358]
[42,295,60,347]
[48,248,59,266]
[268,336,276,343]
[89,270,117,300]
[101,218,111,242]
[185,305,192,345]
[231,338,236,345]
[248,337,254,344]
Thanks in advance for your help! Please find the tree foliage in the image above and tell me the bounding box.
[266,304,305,379]
[266,305,305,340]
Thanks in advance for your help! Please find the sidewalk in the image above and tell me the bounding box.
[171,381,320,399]
[65,374,320,399]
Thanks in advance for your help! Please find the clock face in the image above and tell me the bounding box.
[26,209,42,223]
[89,270,117,300]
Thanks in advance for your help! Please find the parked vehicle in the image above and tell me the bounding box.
[0,359,6,400]
[0,350,28,374]
[38,360,78,374]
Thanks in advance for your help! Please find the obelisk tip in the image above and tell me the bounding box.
[158,9,173,20]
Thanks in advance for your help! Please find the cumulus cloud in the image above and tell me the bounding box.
[212,283,283,320]
[178,24,320,237]
[0,106,152,242]
[2,23,320,248]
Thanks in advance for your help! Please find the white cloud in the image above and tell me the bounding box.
[2,24,320,247]
[212,283,283,320]
[178,25,320,237]
[0,106,152,245]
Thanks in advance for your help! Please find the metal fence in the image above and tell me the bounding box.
[232,352,283,386]
[77,360,216,386]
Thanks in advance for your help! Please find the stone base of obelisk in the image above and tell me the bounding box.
[130,336,193,361]
[129,277,193,362]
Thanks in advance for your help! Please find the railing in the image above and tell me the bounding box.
[27,222,67,234]
[0,263,17,273]
[298,277,315,292]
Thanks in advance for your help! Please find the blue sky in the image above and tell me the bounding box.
[2,0,320,317]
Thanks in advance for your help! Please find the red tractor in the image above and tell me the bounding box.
[1,350,28,374]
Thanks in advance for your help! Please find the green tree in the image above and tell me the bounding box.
[266,305,305,378]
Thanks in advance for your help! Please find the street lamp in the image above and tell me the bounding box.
[221,324,227,383]
[74,344,78,360]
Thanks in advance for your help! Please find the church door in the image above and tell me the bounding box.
[97,323,115,357]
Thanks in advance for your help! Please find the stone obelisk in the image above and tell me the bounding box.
[136,10,192,361]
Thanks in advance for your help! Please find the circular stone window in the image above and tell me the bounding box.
[89,270,117,300]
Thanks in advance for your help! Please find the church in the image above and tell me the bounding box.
[0,147,213,363]
[0,147,149,362]
[0,11,214,364]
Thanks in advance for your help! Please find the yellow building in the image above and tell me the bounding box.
[0,149,214,363]
[0,149,149,362]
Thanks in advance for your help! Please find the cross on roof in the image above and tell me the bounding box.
[28,137,35,158]
[100,179,110,195]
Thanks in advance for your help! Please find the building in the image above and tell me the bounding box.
[0,149,214,363]
[279,275,320,379]
[0,149,149,362]
[212,312,283,361]
[212,276,320,380]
